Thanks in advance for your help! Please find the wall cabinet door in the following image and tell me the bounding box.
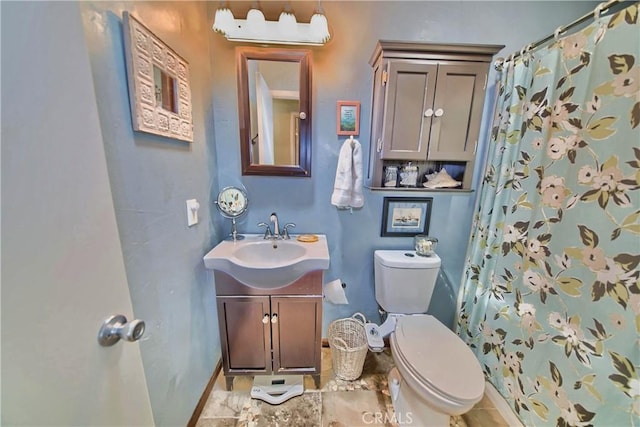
[380,61,438,160]
[271,296,322,375]
[217,296,271,373]
[380,61,486,162]
[427,63,487,161]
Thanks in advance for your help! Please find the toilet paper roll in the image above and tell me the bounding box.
[324,279,349,305]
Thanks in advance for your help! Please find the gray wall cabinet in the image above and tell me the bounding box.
[367,41,504,190]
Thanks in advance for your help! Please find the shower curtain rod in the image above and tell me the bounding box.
[494,0,625,70]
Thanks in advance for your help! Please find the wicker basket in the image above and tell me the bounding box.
[328,313,368,381]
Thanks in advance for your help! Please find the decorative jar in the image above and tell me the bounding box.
[399,163,418,187]
[384,166,398,187]
[414,235,438,257]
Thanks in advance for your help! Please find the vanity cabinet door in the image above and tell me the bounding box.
[217,296,271,373]
[214,271,324,390]
[270,296,322,375]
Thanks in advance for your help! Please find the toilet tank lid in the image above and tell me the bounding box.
[375,250,441,269]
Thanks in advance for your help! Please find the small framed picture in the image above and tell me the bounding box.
[381,197,433,237]
[336,101,360,136]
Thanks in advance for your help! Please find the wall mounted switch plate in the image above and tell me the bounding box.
[186,199,200,226]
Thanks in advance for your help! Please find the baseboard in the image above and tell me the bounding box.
[484,380,524,427]
[187,358,223,427]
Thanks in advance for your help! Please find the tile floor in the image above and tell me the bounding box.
[197,347,510,427]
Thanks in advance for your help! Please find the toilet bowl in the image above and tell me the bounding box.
[391,315,484,415]
[371,250,486,426]
[371,314,485,426]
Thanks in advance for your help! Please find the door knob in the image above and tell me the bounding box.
[271,313,278,324]
[424,108,434,117]
[262,314,270,324]
[434,108,444,117]
[98,314,145,347]
[299,112,307,120]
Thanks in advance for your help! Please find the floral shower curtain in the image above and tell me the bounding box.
[457,3,639,426]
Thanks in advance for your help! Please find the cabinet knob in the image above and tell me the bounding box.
[424,108,434,117]
[271,313,278,324]
[299,112,307,120]
[435,108,444,117]
[262,314,270,324]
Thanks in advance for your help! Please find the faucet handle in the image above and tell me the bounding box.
[257,222,272,239]
[282,223,296,239]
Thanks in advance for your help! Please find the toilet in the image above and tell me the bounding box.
[370,250,485,426]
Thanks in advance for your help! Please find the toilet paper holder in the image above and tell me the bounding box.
[324,279,349,304]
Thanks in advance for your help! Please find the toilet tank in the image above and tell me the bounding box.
[374,250,441,314]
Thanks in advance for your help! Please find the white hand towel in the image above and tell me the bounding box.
[331,138,364,209]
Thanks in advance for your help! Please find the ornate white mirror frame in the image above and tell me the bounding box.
[122,12,193,142]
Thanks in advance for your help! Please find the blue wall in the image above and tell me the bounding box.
[209,1,598,330]
[75,1,596,425]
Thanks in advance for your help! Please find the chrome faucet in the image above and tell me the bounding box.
[270,212,280,238]
[257,212,295,240]
[257,222,272,239]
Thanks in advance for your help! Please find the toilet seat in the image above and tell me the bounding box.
[392,315,484,406]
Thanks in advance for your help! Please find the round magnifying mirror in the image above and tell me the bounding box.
[215,186,248,241]
[216,186,248,218]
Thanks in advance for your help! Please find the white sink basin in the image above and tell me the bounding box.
[203,234,330,289]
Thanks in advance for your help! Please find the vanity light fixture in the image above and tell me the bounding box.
[212,1,330,46]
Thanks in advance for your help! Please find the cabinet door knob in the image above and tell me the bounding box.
[271,313,278,324]
[434,108,444,117]
[262,314,270,324]
[424,108,434,117]
[299,112,307,120]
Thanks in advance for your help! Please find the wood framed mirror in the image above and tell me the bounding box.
[237,47,312,176]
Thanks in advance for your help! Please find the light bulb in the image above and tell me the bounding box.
[212,8,234,34]
[246,8,266,35]
[278,10,297,37]
[310,12,330,42]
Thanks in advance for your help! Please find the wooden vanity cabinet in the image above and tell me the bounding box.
[215,271,323,390]
[367,41,504,190]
